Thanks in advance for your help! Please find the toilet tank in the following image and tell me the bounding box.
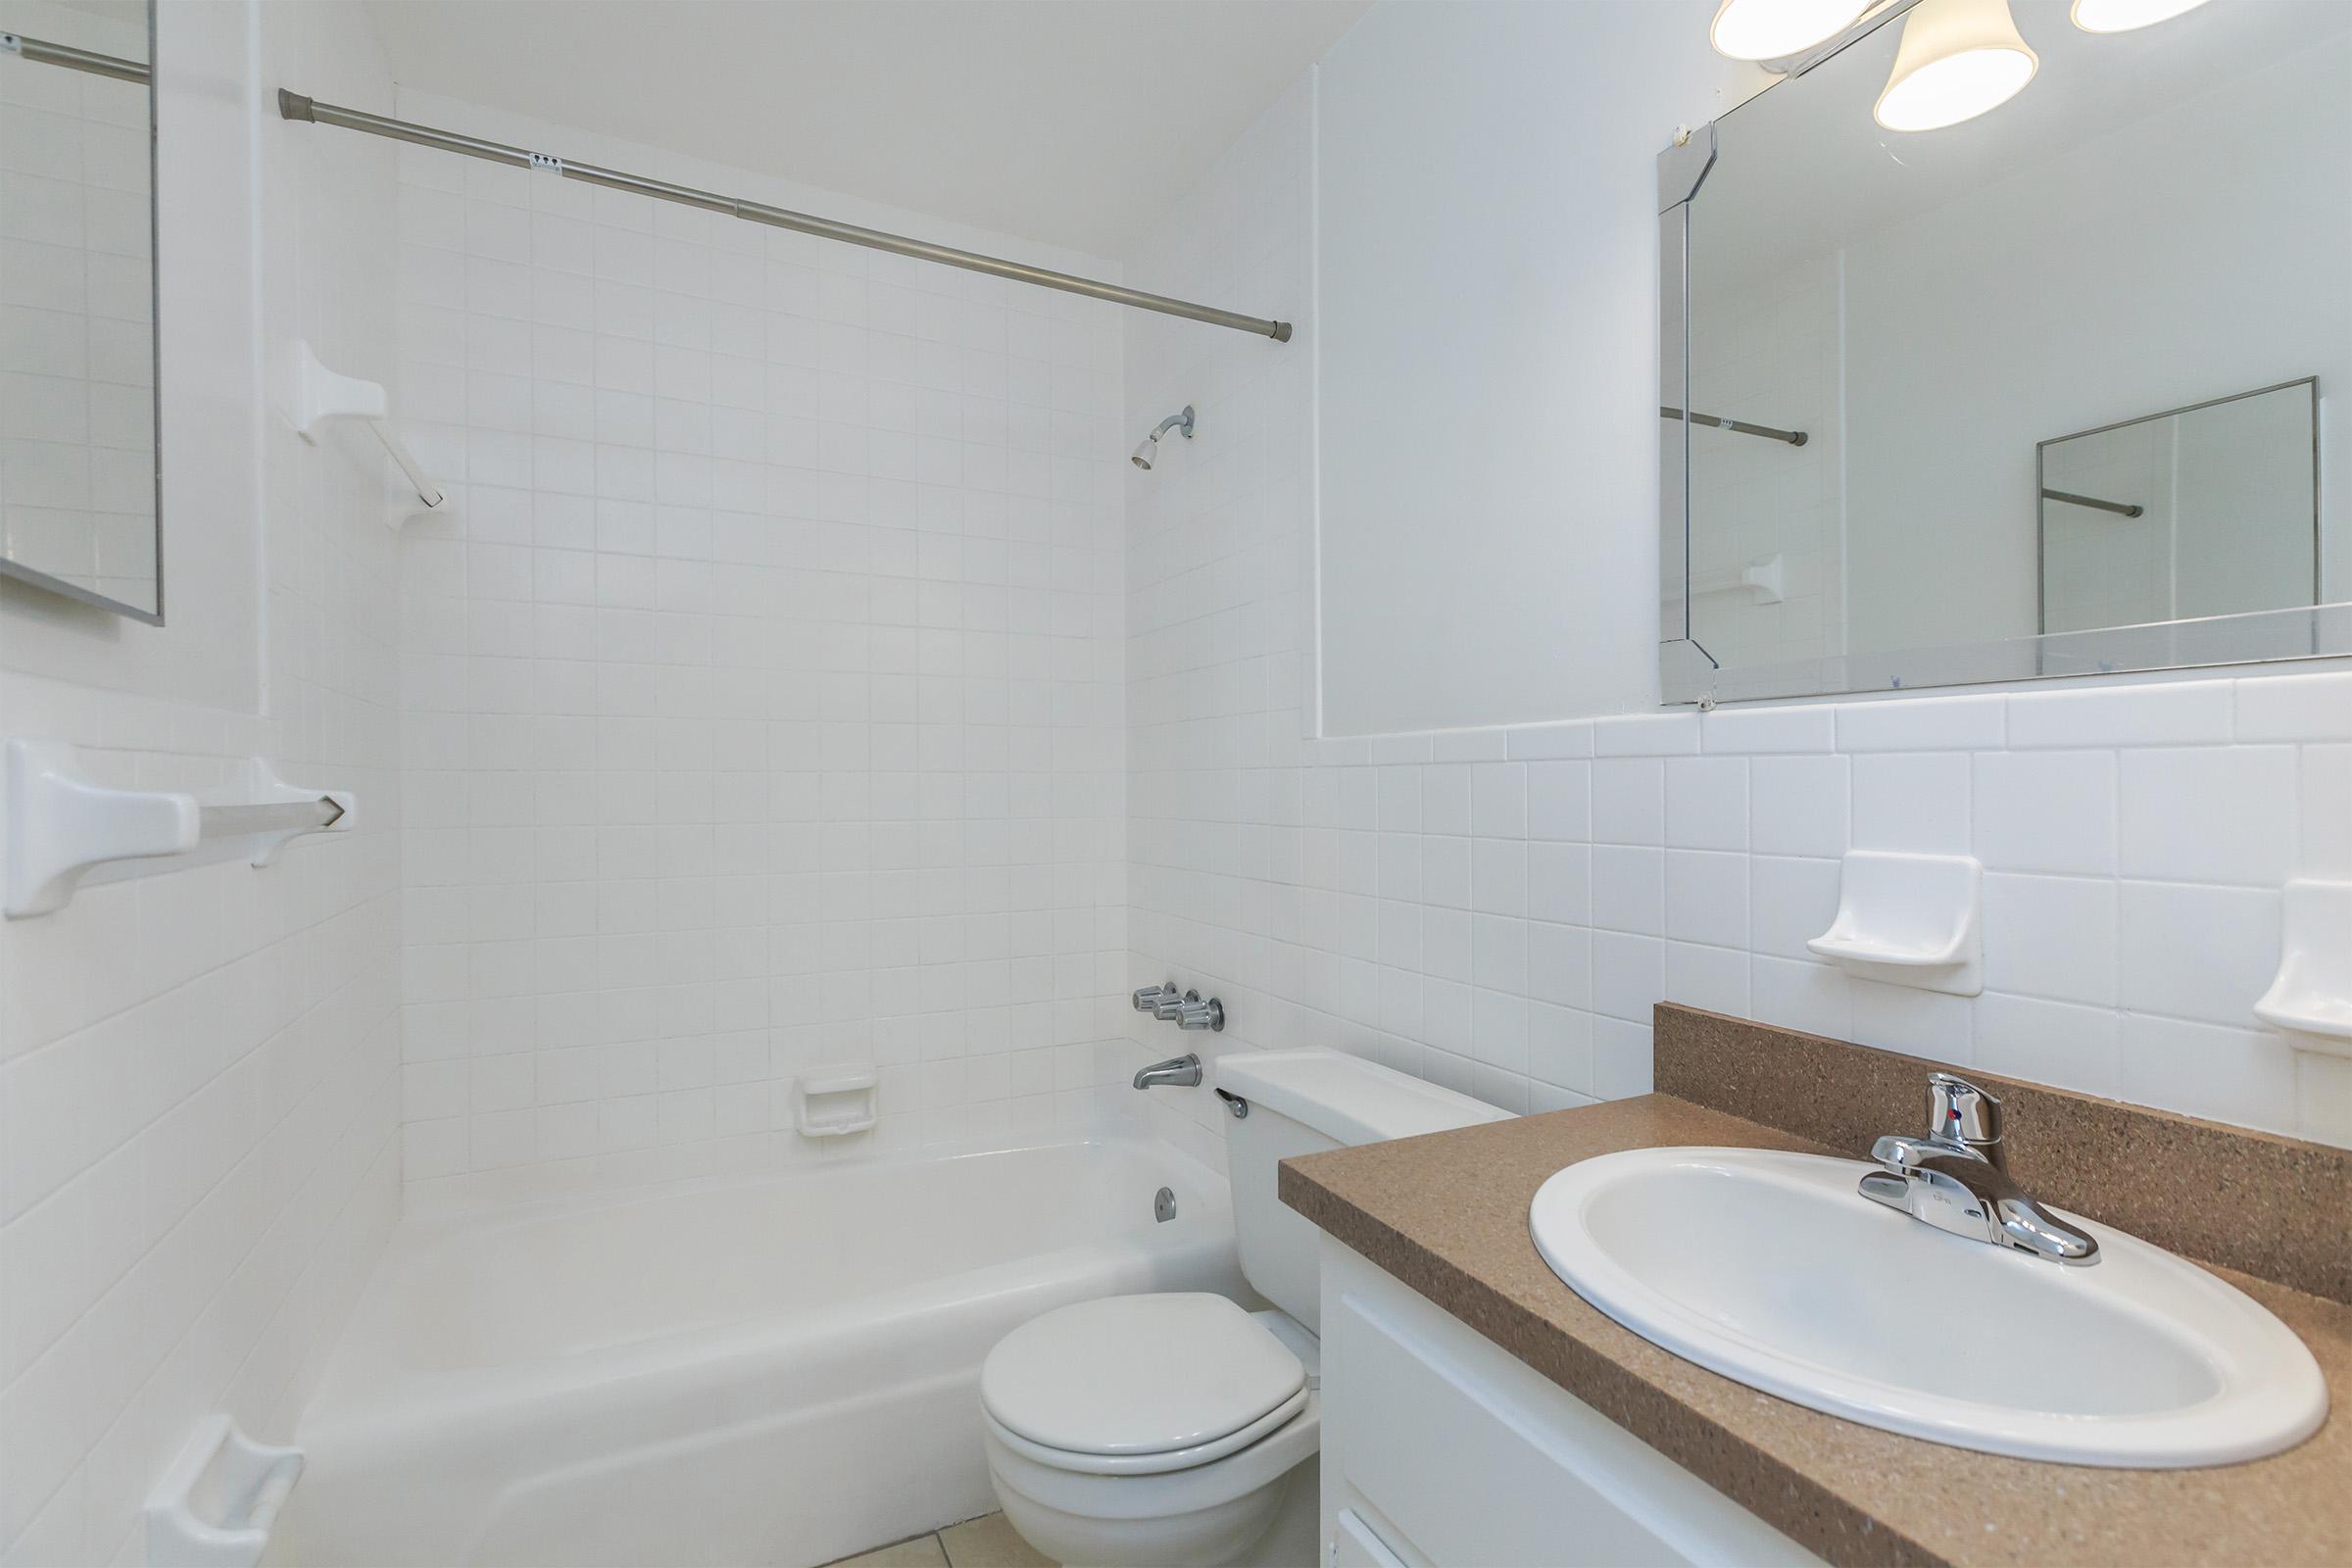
[1215,1050,1511,1335]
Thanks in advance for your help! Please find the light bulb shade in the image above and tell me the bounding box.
[1875,0,2038,131]
[1710,0,1871,60]
[2069,0,2211,32]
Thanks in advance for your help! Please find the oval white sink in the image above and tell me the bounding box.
[1529,1147,2328,1467]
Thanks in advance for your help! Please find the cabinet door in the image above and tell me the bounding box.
[1330,1508,1411,1568]
[1320,1242,1819,1568]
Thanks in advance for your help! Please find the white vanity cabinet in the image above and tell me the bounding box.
[1316,1240,1821,1568]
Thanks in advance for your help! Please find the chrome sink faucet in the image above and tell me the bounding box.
[1858,1073,2099,1265]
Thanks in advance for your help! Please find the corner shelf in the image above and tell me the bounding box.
[1806,851,1984,997]
[2254,879,2352,1058]
[6,740,356,918]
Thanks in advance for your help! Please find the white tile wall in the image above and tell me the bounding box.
[0,8,403,1561]
[387,96,1133,1207]
[1118,77,2352,1173]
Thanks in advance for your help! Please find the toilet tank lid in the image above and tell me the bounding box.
[1214,1049,1513,1147]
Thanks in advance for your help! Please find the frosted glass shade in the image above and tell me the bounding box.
[1875,0,2038,131]
[1710,0,1871,61]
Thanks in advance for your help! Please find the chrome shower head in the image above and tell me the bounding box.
[1130,405,1196,471]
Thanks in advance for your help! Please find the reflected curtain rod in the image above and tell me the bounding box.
[2041,487,2144,518]
[1659,406,1809,447]
[276,90,1293,343]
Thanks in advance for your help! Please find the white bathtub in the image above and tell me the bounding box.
[286,1137,1244,1567]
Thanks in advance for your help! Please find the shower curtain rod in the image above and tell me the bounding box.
[0,31,150,82]
[276,91,1294,343]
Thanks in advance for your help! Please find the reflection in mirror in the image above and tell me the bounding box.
[1662,0,2350,702]
[2040,380,2317,636]
[0,0,158,621]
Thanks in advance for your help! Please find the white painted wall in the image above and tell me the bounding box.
[1313,0,1760,735]
[0,4,405,1560]
[1123,0,2352,1179]
[386,96,1135,1209]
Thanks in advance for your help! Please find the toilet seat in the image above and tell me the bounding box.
[982,1387,1309,1475]
[980,1294,1307,1474]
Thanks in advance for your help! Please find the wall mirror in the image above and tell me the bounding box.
[0,0,159,622]
[2040,378,2317,637]
[1659,0,2349,705]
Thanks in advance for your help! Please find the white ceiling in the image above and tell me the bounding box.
[361,0,1369,260]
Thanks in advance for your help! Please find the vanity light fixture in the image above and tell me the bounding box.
[2069,0,2211,32]
[1874,0,2037,132]
[1709,0,1871,61]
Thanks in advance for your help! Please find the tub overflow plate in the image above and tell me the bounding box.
[1153,1187,1177,1223]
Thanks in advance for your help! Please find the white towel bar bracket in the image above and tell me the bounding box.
[5,740,358,918]
[278,338,447,525]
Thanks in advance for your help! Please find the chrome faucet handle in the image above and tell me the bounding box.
[1152,988,1195,1021]
[1862,1072,2097,1265]
[1176,996,1224,1032]
[1132,982,1176,1012]
[1926,1072,2004,1167]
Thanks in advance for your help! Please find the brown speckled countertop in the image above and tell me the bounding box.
[1279,1020,2352,1568]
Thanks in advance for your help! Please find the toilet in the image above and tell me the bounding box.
[978,1049,1511,1567]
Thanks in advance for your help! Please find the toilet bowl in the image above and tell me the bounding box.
[980,1293,1321,1567]
[979,1050,1510,1566]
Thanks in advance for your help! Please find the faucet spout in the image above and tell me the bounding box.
[1858,1076,2099,1265]
[1132,1054,1203,1091]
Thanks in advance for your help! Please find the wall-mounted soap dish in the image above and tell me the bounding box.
[144,1414,302,1568]
[1806,851,1984,997]
[2254,879,2352,1058]
[792,1067,879,1137]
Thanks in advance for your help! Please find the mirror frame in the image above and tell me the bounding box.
[0,0,164,624]
[1656,24,2346,708]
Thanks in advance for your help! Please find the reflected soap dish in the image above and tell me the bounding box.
[792,1067,880,1137]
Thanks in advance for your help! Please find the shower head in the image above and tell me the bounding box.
[1130,405,1196,471]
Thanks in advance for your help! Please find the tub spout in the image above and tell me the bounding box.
[1133,1054,1202,1091]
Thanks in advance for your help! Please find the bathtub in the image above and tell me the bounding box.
[285,1136,1244,1567]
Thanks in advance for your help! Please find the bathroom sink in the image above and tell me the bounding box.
[1528,1147,2328,1467]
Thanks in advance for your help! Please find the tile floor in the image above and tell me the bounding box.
[828,1511,1055,1568]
